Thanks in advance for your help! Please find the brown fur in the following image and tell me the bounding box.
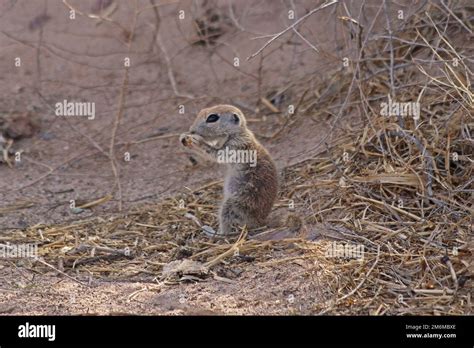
[180,105,278,236]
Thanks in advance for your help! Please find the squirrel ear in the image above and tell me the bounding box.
[232,113,240,124]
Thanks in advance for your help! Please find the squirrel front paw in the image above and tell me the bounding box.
[180,133,203,148]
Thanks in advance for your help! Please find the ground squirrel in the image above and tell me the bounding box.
[180,104,278,236]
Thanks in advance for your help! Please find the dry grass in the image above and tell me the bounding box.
[1,1,472,315]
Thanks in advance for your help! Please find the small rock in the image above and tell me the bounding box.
[162,259,208,282]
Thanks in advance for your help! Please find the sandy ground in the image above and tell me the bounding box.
[0,0,421,315]
[0,254,330,315]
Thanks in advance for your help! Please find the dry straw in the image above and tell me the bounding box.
[2,1,472,314]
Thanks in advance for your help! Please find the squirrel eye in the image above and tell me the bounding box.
[206,114,219,123]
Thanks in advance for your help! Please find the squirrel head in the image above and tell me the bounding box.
[189,105,247,141]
